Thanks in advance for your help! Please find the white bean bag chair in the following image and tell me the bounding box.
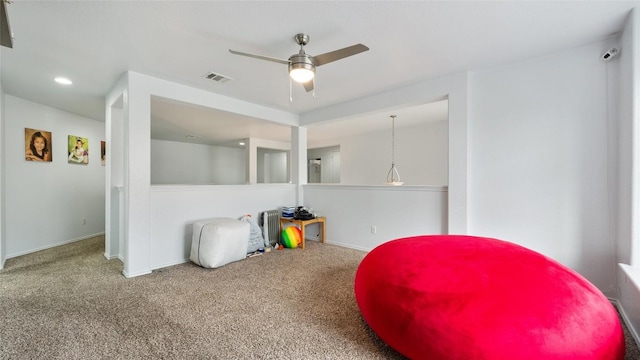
[190,217,250,268]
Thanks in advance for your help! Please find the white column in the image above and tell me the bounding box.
[447,73,469,235]
[105,73,127,261]
[631,8,640,268]
[245,138,257,184]
[122,72,152,277]
[291,126,307,205]
[0,71,4,269]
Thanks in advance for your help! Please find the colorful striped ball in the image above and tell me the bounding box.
[282,226,302,248]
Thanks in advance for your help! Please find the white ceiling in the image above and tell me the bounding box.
[150,96,292,146]
[2,1,638,145]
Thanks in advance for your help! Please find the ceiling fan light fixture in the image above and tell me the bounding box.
[288,54,315,83]
[289,68,314,83]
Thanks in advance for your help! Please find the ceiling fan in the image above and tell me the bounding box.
[229,33,369,93]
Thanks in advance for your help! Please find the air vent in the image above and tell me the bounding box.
[202,71,233,83]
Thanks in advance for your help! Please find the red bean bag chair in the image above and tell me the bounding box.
[354,235,625,360]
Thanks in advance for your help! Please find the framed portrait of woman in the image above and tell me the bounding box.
[25,128,52,162]
[68,135,89,164]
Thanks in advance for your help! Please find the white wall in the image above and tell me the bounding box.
[618,9,639,269]
[467,39,618,296]
[150,139,245,185]
[618,16,633,269]
[4,95,105,257]
[304,185,447,250]
[149,184,296,269]
[317,121,448,186]
[0,79,5,268]
[617,7,640,347]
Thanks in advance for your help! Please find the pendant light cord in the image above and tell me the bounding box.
[386,115,402,185]
[391,115,396,166]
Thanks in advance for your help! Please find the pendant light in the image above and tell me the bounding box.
[386,115,404,185]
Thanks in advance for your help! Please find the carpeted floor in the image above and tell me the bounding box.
[1,236,638,359]
[1,236,401,359]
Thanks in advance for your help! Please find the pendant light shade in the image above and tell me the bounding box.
[386,115,403,185]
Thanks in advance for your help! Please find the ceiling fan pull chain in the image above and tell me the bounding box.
[289,77,293,103]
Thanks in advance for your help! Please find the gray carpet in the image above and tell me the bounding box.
[1,236,638,359]
[1,236,400,359]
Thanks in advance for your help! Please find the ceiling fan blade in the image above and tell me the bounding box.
[303,79,314,93]
[228,49,289,65]
[313,44,369,66]
[1,0,13,48]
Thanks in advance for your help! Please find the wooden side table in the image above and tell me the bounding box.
[279,217,326,249]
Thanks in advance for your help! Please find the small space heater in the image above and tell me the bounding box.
[260,209,280,247]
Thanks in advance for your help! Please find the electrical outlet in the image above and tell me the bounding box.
[371,226,376,234]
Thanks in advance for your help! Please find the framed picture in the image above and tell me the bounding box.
[25,128,52,162]
[68,135,89,164]
[101,141,106,166]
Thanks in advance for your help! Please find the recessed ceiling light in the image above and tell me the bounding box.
[239,142,246,146]
[54,77,72,85]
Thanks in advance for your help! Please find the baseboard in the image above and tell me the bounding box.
[609,297,640,353]
[122,269,152,278]
[103,252,118,260]
[103,252,124,263]
[152,258,189,271]
[6,232,105,259]
[616,264,640,351]
[324,240,371,252]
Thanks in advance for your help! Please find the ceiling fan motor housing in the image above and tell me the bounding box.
[294,33,310,46]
